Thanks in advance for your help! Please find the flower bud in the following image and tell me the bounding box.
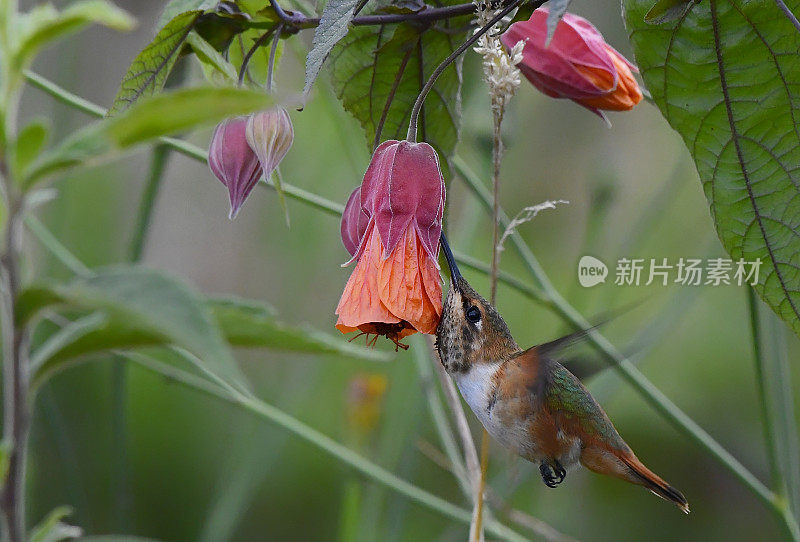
[208,117,263,219]
[245,107,294,182]
[501,8,642,120]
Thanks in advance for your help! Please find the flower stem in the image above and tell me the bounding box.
[0,190,31,542]
[406,0,536,142]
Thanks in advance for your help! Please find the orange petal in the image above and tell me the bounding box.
[577,48,642,111]
[335,226,400,333]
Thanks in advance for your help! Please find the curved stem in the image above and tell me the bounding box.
[406,0,534,142]
[271,0,477,29]
[238,29,277,86]
[267,24,283,92]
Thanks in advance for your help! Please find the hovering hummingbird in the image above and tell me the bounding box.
[434,234,689,513]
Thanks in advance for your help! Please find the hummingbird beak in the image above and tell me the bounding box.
[439,233,463,289]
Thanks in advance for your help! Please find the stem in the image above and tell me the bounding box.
[0,193,31,542]
[271,0,478,29]
[748,287,781,492]
[124,352,528,542]
[238,29,277,86]
[129,145,170,262]
[267,24,283,92]
[406,0,535,142]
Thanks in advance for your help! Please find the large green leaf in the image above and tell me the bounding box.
[328,18,468,170]
[14,1,134,71]
[108,10,202,115]
[28,296,390,388]
[18,267,248,392]
[24,86,273,187]
[624,0,800,336]
[209,297,391,361]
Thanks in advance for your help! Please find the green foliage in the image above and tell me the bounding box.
[25,86,273,187]
[13,1,134,71]
[644,0,695,24]
[624,0,800,337]
[28,506,81,542]
[108,10,202,115]
[209,297,391,361]
[187,31,238,83]
[329,20,467,171]
[158,0,218,27]
[18,267,249,392]
[10,119,48,180]
[303,0,361,99]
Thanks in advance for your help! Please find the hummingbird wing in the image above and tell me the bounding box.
[516,344,629,453]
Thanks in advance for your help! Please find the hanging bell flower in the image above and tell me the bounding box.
[208,116,263,219]
[245,107,294,183]
[501,8,642,121]
[335,140,445,349]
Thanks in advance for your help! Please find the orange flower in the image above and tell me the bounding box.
[335,140,444,348]
[501,8,642,121]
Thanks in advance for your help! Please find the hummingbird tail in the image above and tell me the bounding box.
[621,456,690,514]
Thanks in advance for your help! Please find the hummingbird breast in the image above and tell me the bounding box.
[455,358,583,468]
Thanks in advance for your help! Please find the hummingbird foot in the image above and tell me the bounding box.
[539,460,567,488]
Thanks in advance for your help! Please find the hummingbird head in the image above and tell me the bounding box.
[435,235,519,374]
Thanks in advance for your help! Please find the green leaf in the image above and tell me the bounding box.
[303,0,360,99]
[329,19,467,172]
[158,0,217,28]
[11,118,48,179]
[624,0,800,337]
[14,1,134,70]
[187,31,238,83]
[24,86,273,187]
[209,297,392,361]
[108,10,202,115]
[18,267,248,392]
[644,0,695,24]
[29,506,81,542]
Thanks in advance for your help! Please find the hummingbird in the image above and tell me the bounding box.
[434,234,689,513]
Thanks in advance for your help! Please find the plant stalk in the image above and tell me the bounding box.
[0,193,31,542]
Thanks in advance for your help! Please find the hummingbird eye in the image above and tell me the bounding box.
[465,305,481,323]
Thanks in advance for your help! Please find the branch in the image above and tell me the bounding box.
[271,0,478,29]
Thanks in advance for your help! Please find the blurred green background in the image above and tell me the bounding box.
[19,0,800,540]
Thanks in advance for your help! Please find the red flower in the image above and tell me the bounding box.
[501,8,642,120]
[336,141,444,346]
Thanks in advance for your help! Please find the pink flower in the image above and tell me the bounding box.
[208,108,293,219]
[336,140,445,346]
[501,8,642,119]
[208,117,262,219]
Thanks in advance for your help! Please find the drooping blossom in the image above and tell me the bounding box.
[208,117,262,219]
[246,107,294,182]
[335,140,445,348]
[500,8,642,120]
[208,107,293,219]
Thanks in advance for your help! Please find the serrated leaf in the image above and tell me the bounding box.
[329,20,466,173]
[29,506,82,542]
[14,1,135,70]
[108,10,201,115]
[187,31,238,83]
[18,267,248,392]
[644,0,694,24]
[624,0,800,336]
[303,0,360,99]
[24,86,273,187]
[209,297,392,361]
[545,0,570,45]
